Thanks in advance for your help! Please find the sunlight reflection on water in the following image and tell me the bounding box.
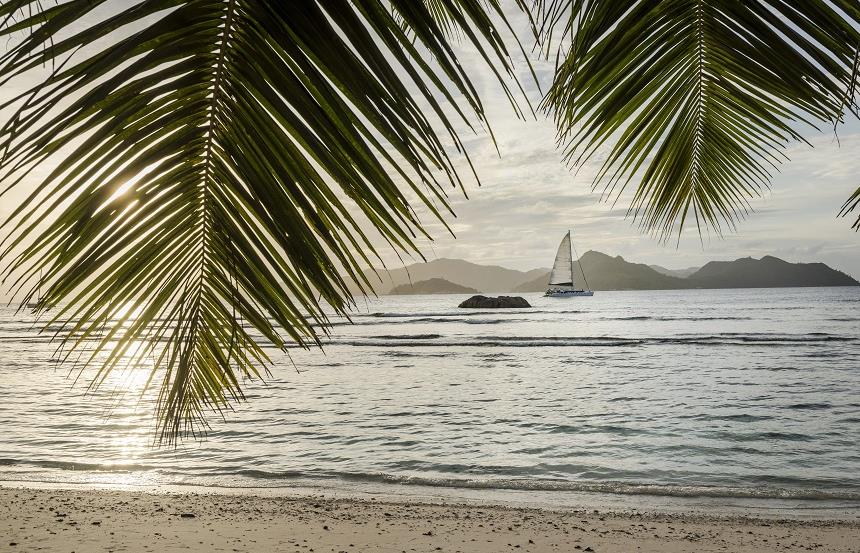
[0,287,858,506]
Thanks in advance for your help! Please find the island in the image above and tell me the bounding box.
[389,278,479,295]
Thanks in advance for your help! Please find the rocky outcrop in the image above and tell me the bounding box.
[458,295,531,308]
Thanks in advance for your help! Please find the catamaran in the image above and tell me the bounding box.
[544,230,594,297]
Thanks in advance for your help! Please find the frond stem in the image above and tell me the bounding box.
[688,0,708,240]
[174,0,238,438]
[200,0,238,284]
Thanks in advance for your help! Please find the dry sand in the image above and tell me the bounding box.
[1,485,859,552]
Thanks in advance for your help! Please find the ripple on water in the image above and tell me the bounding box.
[0,287,858,503]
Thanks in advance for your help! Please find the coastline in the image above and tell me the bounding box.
[5,472,860,521]
[3,484,859,552]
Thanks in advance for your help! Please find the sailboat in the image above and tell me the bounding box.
[544,230,594,297]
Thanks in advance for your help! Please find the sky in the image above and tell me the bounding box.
[392,6,860,279]
[0,1,858,298]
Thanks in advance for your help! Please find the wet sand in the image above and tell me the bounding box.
[2,485,859,552]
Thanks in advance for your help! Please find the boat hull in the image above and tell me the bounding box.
[544,290,594,297]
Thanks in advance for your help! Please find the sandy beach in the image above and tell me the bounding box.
[2,485,858,553]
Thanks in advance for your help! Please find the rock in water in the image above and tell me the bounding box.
[458,295,531,308]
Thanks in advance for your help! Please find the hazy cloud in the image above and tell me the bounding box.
[1,2,857,304]
[393,5,860,279]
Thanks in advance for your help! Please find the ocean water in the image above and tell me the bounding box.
[0,287,859,512]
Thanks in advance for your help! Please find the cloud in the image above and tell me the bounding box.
[383,5,860,279]
[1,1,857,302]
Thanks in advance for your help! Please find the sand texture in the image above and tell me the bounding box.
[1,486,859,552]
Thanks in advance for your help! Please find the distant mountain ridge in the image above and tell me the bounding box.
[688,255,858,289]
[516,252,858,291]
[361,258,547,294]
[371,252,857,294]
[514,251,685,291]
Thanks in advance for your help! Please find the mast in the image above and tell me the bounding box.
[570,228,590,291]
[568,230,575,289]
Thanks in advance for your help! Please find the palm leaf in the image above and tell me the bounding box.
[539,0,860,240]
[0,0,529,443]
[840,185,860,230]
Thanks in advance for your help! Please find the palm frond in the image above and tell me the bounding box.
[0,0,529,443]
[539,0,860,240]
[840,185,860,230]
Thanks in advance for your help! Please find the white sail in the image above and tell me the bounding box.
[548,231,574,287]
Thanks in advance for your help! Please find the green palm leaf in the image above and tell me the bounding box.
[840,186,860,229]
[0,0,529,442]
[540,0,860,240]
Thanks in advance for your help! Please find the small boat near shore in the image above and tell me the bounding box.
[545,230,594,297]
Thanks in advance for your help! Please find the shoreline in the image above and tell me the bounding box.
[3,475,860,522]
[5,473,860,521]
[3,483,860,552]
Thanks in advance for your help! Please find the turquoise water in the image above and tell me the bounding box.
[0,287,858,509]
